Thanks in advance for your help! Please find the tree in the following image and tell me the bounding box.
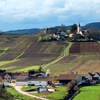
[38,66,43,73]
[71,24,77,33]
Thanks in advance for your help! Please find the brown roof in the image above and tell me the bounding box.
[57,73,80,80]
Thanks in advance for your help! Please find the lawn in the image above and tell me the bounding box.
[22,86,38,91]
[6,87,35,100]
[74,85,100,100]
[32,86,67,100]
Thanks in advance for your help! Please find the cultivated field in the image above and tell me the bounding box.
[44,42,100,75]
[69,42,100,53]
[0,35,100,74]
[0,35,68,71]
[45,54,100,75]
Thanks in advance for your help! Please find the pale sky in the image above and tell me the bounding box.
[0,0,100,31]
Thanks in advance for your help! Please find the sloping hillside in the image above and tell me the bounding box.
[0,35,68,71]
[44,42,100,75]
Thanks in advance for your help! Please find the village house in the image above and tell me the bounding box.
[51,31,68,41]
[0,72,12,86]
[82,72,100,84]
[57,73,83,84]
[93,72,100,80]
[85,73,95,81]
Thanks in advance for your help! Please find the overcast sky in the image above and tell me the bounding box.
[0,0,100,31]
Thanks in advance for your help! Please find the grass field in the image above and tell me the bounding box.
[6,87,35,100]
[22,86,38,91]
[74,85,100,100]
[32,86,67,100]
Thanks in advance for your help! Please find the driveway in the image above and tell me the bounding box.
[11,84,49,100]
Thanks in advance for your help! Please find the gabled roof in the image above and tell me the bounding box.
[95,72,100,76]
[57,73,80,80]
[87,73,95,77]
[0,72,12,77]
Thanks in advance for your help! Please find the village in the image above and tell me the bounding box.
[0,67,100,99]
[0,23,100,98]
[43,23,91,42]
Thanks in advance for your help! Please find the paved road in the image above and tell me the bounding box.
[11,84,49,100]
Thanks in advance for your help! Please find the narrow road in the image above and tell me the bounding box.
[43,42,72,69]
[11,84,49,100]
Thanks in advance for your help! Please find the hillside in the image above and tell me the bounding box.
[0,35,67,71]
[0,34,100,74]
[44,42,100,75]
[83,22,100,29]
[1,22,100,36]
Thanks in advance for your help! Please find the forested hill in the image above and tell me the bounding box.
[6,28,41,34]
[1,22,100,35]
[83,22,100,29]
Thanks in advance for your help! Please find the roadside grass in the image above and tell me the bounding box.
[6,87,34,100]
[32,86,67,100]
[74,85,100,100]
[15,66,40,72]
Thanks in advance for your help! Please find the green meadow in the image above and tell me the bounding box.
[74,85,100,100]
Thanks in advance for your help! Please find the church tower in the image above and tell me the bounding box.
[77,23,81,34]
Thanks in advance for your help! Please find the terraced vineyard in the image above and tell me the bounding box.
[0,35,68,71]
[44,42,100,75]
[69,42,100,53]
[0,35,100,74]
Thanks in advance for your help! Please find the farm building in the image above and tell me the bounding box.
[57,73,83,84]
[16,80,28,86]
[16,77,55,86]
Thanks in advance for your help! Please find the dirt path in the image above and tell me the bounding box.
[11,84,49,100]
[43,42,72,69]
